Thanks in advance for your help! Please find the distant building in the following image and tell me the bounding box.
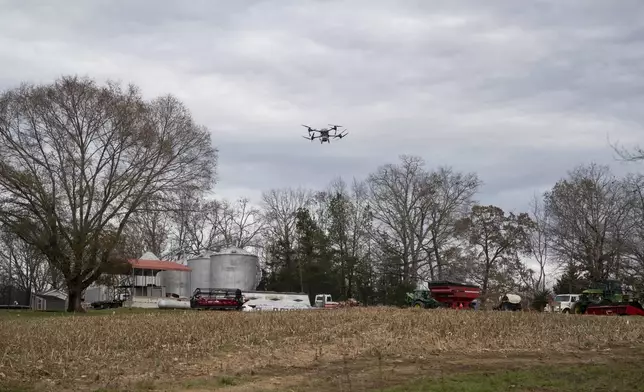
[32,289,68,311]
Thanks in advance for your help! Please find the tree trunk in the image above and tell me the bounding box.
[66,286,85,312]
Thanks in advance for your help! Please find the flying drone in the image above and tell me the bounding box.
[301,124,348,144]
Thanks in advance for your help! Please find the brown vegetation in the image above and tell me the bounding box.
[1,308,643,391]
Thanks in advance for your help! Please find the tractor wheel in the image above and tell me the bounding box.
[413,301,425,309]
[562,308,570,314]
[572,303,583,314]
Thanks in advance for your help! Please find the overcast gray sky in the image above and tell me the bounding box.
[1,0,643,212]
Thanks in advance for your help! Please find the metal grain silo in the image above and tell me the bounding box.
[157,270,191,298]
[209,247,260,291]
[187,253,212,293]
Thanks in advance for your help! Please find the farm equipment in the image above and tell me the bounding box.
[572,280,644,316]
[494,293,522,311]
[189,288,246,310]
[90,299,124,310]
[314,293,340,308]
[406,281,480,309]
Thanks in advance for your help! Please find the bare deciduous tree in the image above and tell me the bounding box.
[456,205,534,304]
[325,176,374,299]
[128,197,172,256]
[218,197,265,249]
[261,187,311,287]
[544,163,631,283]
[619,173,644,289]
[422,167,481,280]
[0,76,217,311]
[0,230,52,294]
[367,155,433,284]
[526,193,551,292]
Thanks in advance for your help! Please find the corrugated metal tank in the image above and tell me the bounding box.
[84,285,109,303]
[188,253,212,293]
[157,269,191,298]
[209,247,260,291]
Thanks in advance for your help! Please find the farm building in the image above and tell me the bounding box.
[32,289,68,311]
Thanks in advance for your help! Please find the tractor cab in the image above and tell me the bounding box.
[407,289,444,309]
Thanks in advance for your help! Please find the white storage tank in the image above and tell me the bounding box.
[209,247,260,291]
[188,253,212,293]
[157,269,191,298]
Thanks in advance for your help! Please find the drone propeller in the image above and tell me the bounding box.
[338,130,348,138]
[301,124,315,133]
[328,124,342,128]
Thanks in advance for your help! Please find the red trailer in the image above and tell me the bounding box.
[407,281,481,309]
[428,281,481,309]
[584,303,644,316]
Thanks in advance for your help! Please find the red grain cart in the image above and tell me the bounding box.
[427,281,481,309]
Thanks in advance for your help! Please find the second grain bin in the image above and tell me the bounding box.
[209,247,260,291]
[157,269,191,298]
[188,252,213,293]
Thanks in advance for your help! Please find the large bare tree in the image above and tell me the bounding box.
[618,173,644,289]
[544,163,631,283]
[326,177,373,299]
[0,76,217,311]
[456,205,534,304]
[367,155,433,284]
[422,167,480,280]
[260,187,311,289]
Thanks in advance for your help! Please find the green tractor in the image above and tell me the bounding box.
[572,280,641,315]
[406,289,446,309]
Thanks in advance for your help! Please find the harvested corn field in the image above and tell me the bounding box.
[1,308,643,391]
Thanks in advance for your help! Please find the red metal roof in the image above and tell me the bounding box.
[127,259,191,272]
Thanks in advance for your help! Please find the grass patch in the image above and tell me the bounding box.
[181,375,240,389]
[380,362,644,392]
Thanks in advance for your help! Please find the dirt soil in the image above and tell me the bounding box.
[165,345,643,392]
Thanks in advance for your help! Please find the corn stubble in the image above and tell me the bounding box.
[0,308,642,388]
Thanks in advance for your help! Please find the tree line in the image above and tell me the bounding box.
[0,75,642,311]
